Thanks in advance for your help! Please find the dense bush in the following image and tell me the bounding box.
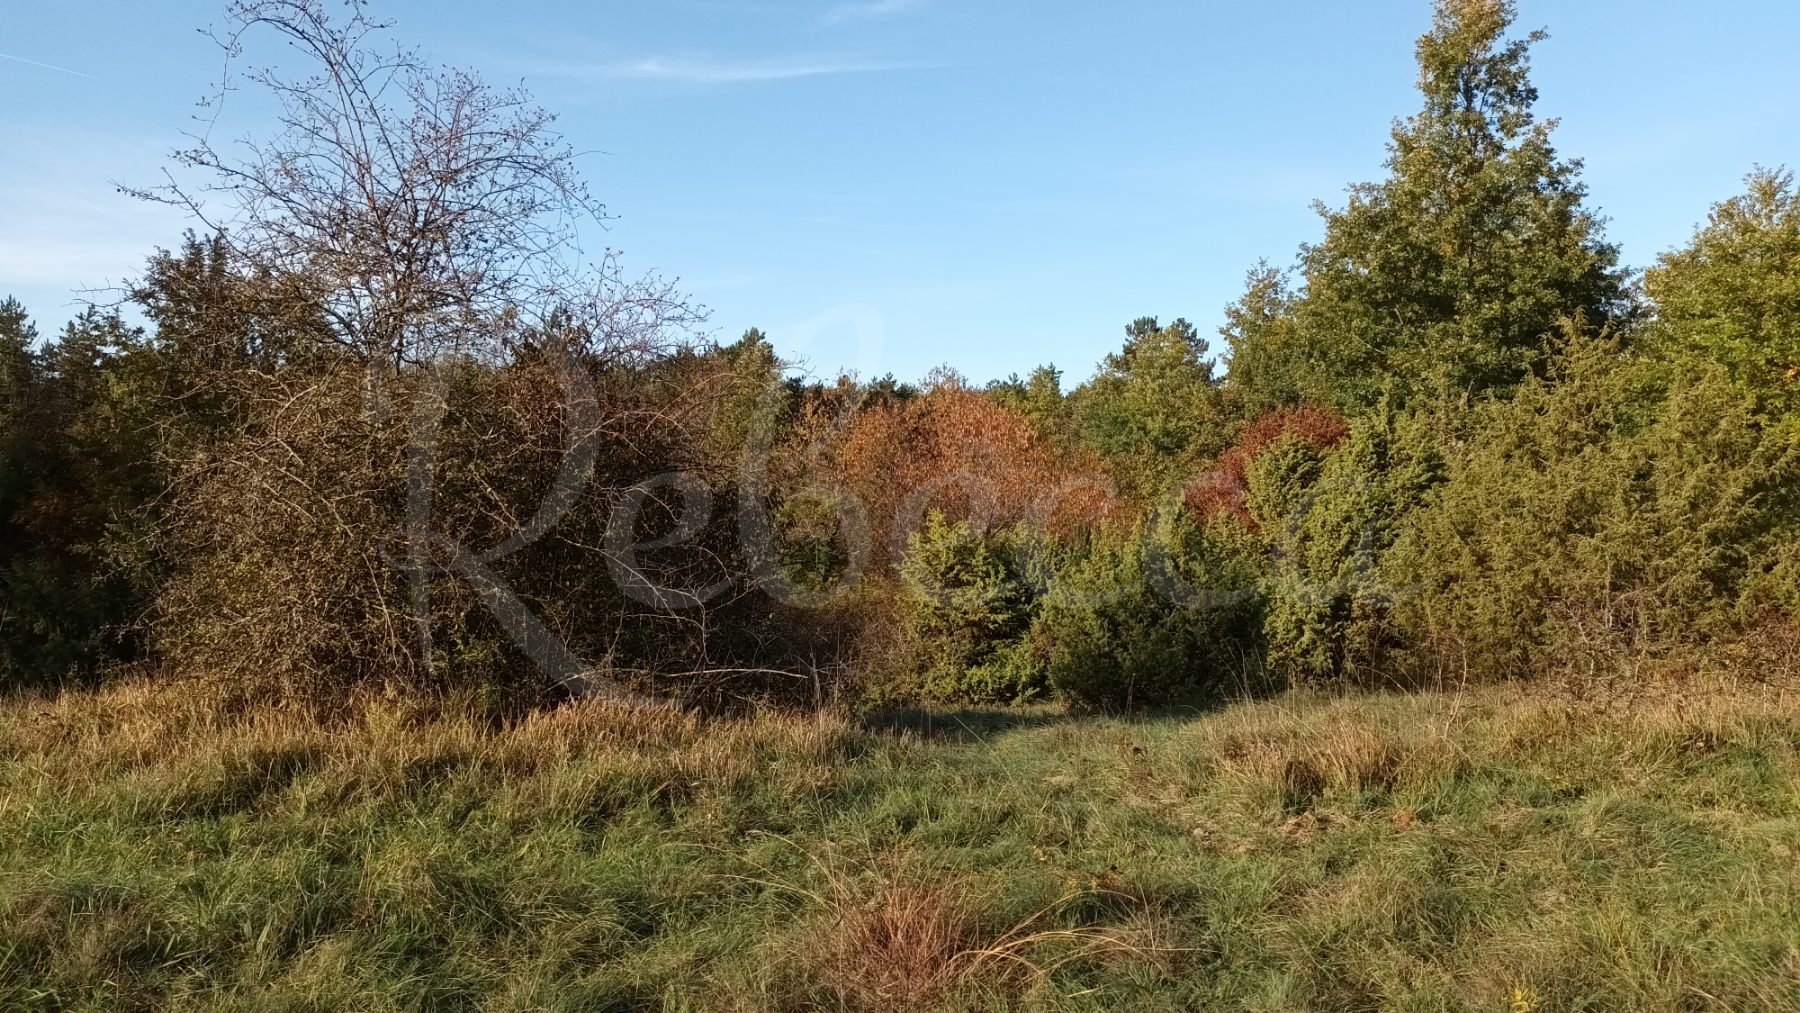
[1244,401,1446,684]
[150,345,793,700]
[1187,403,1351,529]
[1384,334,1800,681]
[1036,518,1260,711]
[888,510,1265,711]
[894,514,1048,702]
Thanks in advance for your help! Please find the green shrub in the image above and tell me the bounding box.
[771,489,860,595]
[1744,498,1800,623]
[896,513,1046,702]
[1384,333,1800,681]
[1246,400,1445,684]
[1037,517,1259,711]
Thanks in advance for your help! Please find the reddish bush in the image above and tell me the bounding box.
[796,380,1118,567]
[1187,405,1349,528]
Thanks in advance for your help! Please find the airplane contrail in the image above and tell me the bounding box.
[0,51,97,80]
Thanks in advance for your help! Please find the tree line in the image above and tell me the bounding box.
[2,0,1796,709]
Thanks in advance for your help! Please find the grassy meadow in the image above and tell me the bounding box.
[3,678,1799,1012]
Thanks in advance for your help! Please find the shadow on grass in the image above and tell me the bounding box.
[860,707,1071,743]
[861,695,1247,744]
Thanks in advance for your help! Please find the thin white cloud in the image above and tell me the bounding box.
[823,0,928,24]
[583,54,910,84]
[0,50,96,79]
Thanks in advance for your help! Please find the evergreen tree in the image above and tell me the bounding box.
[1071,316,1228,491]
[1219,263,1308,415]
[987,364,1067,443]
[1646,167,1800,415]
[0,305,156,685]
[1228,0,1628,409]
[0,298,41,570]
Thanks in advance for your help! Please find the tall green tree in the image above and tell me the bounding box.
[1218,263,1308,416]
[1227,0,1628,409]
[1646,167,1800,415]
[0,302,39,511]
[987,364,1067,443]
[1070,317,1229,493]
[0,304,156,685]
[0,299,41,556]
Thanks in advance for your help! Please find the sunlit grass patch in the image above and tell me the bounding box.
[3,676,1800,1010]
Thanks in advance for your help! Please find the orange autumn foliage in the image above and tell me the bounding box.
[815,381,1118,566]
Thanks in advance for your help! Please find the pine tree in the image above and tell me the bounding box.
[1219,263,1307,415]
[1071,317,1229,491]
[0,305,157,685]
[0,299,37,433]
[986,364,1067,444]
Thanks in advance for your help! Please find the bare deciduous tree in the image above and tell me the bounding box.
[127,0,684,372]
[124,0,749,703]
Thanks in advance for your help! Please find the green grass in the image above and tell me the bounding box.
[3,678,1800,1011]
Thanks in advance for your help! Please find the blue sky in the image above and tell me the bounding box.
[4,1,1798,384]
